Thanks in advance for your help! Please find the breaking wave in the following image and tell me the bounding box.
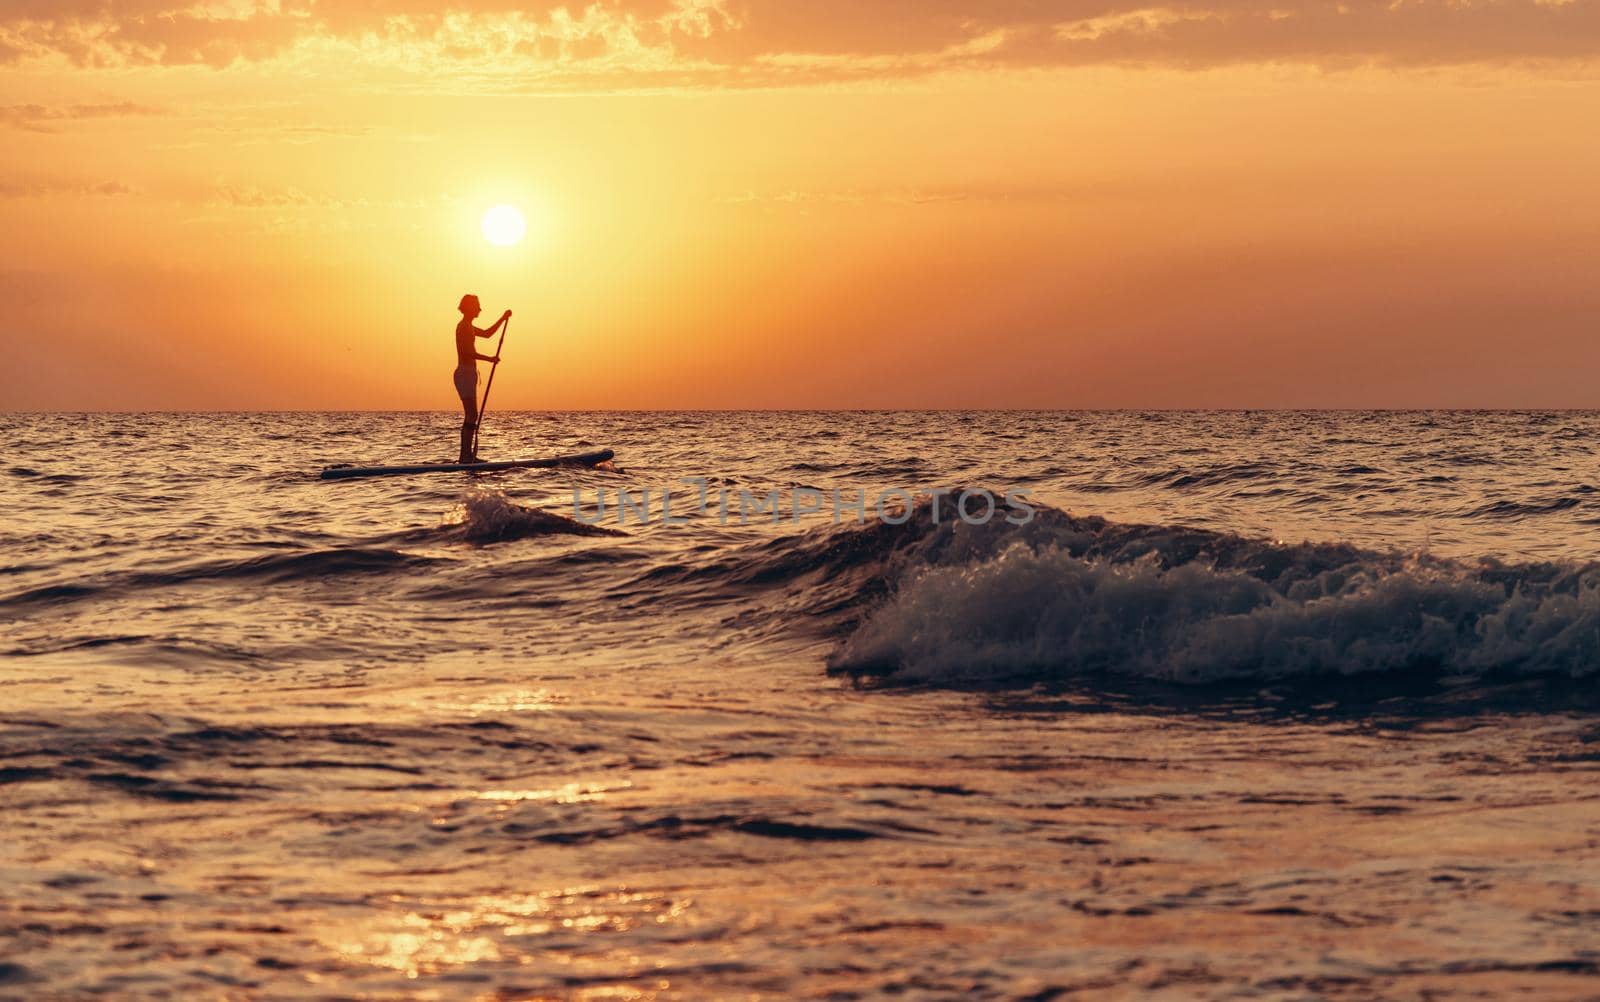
[438,488,623,544]
[813,496,1600,686]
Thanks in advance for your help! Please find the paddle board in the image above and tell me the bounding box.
[320,448,614,481]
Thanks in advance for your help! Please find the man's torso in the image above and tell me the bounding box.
[455,319,476,367]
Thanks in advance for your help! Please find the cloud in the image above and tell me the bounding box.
[682,0,1600,75]
[0,0,1596,80]
[212,183,326,209]
[209,182,451,211]
[0,100,162,132]
[716,185,1081,208]
[197,182,463,235]
[0,178,136,197]
[204,121,373,146]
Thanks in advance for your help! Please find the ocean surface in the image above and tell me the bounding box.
[3,410,1598,999]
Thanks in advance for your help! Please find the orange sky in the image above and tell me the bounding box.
[3,1,1599,409]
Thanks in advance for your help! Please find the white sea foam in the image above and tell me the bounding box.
[830,536,1600,685]
[444,488,619,543]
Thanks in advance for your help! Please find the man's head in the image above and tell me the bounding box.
[458,294,481,318]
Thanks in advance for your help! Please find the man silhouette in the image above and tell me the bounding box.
[454,294,510,464]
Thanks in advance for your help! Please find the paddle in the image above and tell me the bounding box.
[473,315,509,459]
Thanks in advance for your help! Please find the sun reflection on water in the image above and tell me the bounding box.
[329,888,692,982]
[457,688,566,714]
[476,781,633,806]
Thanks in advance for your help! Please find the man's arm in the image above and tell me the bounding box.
[476,310,512,338]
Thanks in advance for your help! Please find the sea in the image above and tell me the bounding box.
[2,410,1598,999]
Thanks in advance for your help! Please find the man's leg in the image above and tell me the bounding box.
[460,401,478,464]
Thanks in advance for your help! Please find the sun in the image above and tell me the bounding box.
[481,204,527,247]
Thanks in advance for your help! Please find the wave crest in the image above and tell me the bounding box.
[441,489,622,544]
[825,499,1600,686]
